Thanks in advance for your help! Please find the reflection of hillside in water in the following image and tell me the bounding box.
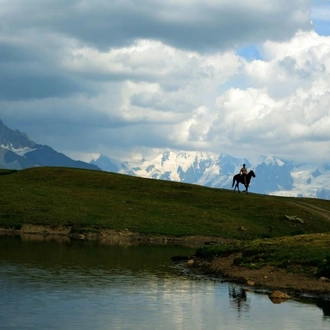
[0,235,194,284]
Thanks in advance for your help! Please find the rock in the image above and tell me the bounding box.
[319,277,330,282]
[268,290,291,304]
[246,280,255,286]
[269,290,291,299]
[187,259,194,266]
[204,241,218,245]
[285,215,304,224]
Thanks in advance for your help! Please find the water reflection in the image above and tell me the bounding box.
[228,286,250,315]
[0,235,329,330]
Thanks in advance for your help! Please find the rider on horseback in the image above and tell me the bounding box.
[239,164,248,185]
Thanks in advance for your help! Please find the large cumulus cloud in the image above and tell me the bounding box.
[207,31,330,163]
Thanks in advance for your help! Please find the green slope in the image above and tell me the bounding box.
[1,167,330,240]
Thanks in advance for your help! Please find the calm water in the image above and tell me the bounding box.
[0,236,329,330]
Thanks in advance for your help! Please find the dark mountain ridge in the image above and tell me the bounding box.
[0,119,100,171]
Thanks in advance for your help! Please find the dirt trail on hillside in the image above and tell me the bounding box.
[288,200,330,222]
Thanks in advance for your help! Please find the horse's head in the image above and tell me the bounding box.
[249,170,256,177]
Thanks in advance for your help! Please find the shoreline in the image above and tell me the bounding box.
[1,224,330,298]
[181,255,330,300]
[0,224,229,247]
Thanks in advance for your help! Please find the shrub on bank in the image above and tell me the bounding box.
[317,256,330,278]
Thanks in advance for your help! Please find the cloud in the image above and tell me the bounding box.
[207,31,330,162]
[1,0,312,52]
[243,31,330,98]
[0,0,329,165]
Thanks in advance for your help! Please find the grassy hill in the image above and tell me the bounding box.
[1,167,330,240]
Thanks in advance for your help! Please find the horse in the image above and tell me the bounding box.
[232,170,256,194]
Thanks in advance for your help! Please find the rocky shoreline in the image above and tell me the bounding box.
[176,254,330,299]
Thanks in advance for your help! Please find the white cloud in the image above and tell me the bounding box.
[62,40,242,89]
[197,31,330,162]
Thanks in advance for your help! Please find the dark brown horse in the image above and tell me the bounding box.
[232,170,256,193]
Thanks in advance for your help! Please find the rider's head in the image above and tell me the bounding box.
[243,164,246,167]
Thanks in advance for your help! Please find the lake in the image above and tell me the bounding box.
[0,235,329,330]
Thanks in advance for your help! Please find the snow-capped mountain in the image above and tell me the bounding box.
[91,152,330,200]
[0,119,100,171]
[1,118,329,200]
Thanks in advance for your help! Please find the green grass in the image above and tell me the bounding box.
[196,233,330,275]
[1,166,330,240]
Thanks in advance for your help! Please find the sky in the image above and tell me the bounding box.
[1,0,330,165]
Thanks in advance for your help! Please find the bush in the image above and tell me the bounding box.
[0,169,17,176]
[195,243,240,259]
[290,230,305,236]
[317,256,330,278]
[233,257,244,266]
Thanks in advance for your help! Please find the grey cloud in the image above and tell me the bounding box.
[0,38,94,100]
[279,56,325,80]
[0,0,312,102]
[130,93,166,111]
[129,92,192,113]
[72,2,311,52]
[0,71,87,100]
[1,105,129,156]
[3,0,312,52]
[0,44,35,62]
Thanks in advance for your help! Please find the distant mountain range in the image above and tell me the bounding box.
[0,119,100,171]
[91,152,330,200]
[1,119,330,200]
